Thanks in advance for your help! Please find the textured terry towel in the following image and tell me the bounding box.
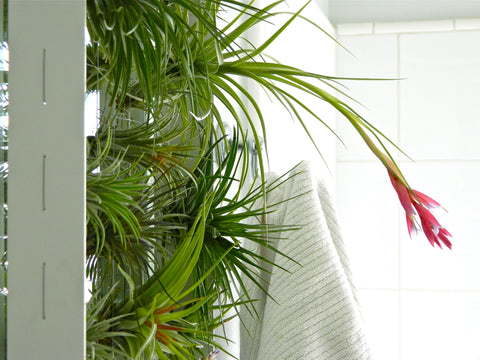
[239,162,372,360]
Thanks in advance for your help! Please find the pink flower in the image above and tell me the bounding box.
[388,170,452,249]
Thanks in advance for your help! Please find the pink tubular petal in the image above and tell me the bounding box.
[406,215,414,236]
[438,228,453,249]
[413,190,441,208]
[441,227,452,237]
[387,170,452,250]
[405,214,420,237]
[433,237,443,249]
[414,203,441,228]
[388,171,414,217]
[421,222,437,247]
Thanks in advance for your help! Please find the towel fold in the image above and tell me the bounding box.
[240,162,372,360]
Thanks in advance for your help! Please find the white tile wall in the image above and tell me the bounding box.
[261,0,337,182]
[336,22,373,35]
[336,162,399,289]
[336,35,398,161]
[374,20,454,34]
[335,19,480,360]
[455,18,480,30]
[401,292,480,360]
[399,161,480,291]
[399,31,480,160]
[358,289,400,360]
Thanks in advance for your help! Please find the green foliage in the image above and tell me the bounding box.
[85,0,399,358]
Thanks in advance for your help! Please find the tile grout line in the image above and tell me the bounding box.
[338,18,480,36]
[396,31,403,360]
[337,158,480,163]
[358,287,480,294]
[342,28,480,36]
[398,217,403,360]
[396,33,401,152]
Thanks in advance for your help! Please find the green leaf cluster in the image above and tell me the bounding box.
[85,1,399,359]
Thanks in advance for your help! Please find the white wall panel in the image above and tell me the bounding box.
[329,0,480,24]
[259,0,337,185]
[401,292,480,360]
[336,34,398,161]
[399,161,480,291]
[335,18,480,360]
[336,162,399,289]
[358,289,399,360]
[399,31,480,160]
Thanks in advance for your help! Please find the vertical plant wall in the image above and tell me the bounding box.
[85,1,451,359]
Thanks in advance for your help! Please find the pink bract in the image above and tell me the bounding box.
[388,170,452,249]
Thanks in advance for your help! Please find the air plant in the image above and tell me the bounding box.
[84,0,450,358]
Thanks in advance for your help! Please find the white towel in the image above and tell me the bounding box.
[239,162,372,360]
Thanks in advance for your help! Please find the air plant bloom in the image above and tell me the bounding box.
[144,304,184,345]
[388,170,452,249]
[342,116,452,249]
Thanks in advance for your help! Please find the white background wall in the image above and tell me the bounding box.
[329,0,480,23]
[249,1,337,183]
[335,19,480,360]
